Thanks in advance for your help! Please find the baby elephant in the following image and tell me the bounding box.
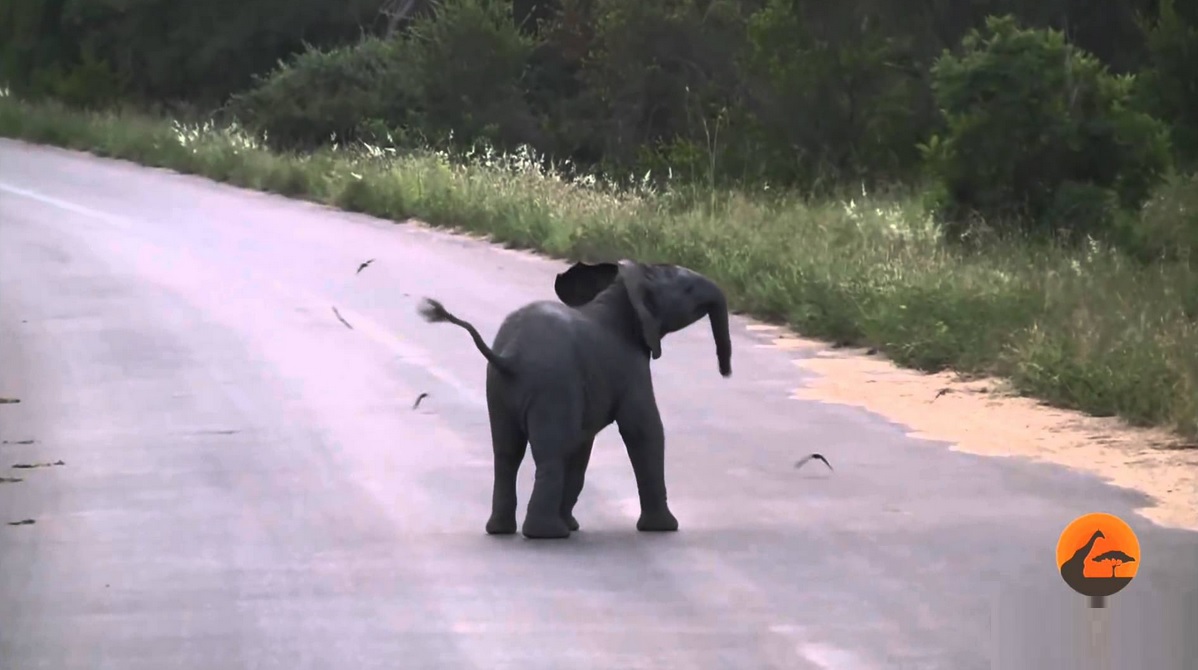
[418,259,733,539]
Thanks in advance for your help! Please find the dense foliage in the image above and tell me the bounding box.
[1,0,386,106]
[2,0,1195,248]
[921,15,1173,242]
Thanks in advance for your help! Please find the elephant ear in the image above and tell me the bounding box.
[555,261,620,307]
[617,260,663,360]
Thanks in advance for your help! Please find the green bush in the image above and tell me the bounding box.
[62,0,387,106]
[228,37,418,150]
[571,0,746,174]
[402,0,540,152]
[1,0,67,97]
[922,15,1174,243]
[739,0,924,189]
[1118,171,1198,263]
[230,0,537,154]
[1136,0,1198,170]
[25,53,128,109]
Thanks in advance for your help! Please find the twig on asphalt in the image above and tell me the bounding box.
[0,398,20,404]
[11,460,65,469]
[412,392,429,410]
[7,519,35,526]
[356,259,375,274]
[794,453,834,472]
[331,306,354,330]
[0,477,23,484]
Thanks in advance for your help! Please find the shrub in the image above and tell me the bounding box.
[0,0,128,108]
[554,0,748,180]
[921,15,1174,243]
[739,0,925,190]
[57,0,387,106]
[1118,171,1198,263]
[27,51,128,109]
[402,0,540,152]
[228,37,418,151]
[229,0,538,154]
[1136,0,1198,170]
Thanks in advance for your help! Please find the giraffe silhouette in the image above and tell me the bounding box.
[1060,529,1104,592]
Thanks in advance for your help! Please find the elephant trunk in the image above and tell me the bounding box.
[704,283,733,378]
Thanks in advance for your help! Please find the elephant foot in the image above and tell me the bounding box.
[485,514,518,535]
[521,515,572,539]
[636,508,679,532]
[564,514,580,532]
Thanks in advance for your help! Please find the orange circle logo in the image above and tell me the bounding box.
[1056,512,1141,598]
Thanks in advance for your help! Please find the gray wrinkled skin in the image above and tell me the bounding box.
[422,260,733,539]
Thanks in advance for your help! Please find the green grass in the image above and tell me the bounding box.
[2,93,1196,439]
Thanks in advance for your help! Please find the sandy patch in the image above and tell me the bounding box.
[750,326,1198,532]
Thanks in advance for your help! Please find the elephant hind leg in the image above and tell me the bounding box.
[561,437,596,531]
[522,403,581,540]
[486,405,527,536]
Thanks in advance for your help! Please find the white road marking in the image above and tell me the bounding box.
[1,182,135,232]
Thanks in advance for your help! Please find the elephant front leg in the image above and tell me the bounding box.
[616,401,678,532]
[560,437,595,531]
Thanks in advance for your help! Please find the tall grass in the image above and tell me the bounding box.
[2,93,1195,438]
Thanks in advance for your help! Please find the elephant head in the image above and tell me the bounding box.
[554,260,733,377]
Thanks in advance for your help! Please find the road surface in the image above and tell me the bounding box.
[1,138,1195,670]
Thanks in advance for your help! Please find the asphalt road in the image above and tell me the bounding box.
[1,138,1196,670]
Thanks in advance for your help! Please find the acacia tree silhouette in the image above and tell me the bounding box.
[1092,550,1136,578]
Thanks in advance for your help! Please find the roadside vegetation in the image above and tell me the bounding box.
[2,0,1196,437]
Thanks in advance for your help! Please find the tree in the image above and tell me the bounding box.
[1136,0,1198,170]
[921,15,1173,242]
[1091,550,1136,578]
[55,0,388,105]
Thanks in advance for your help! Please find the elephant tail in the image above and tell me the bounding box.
[417,298,516,376]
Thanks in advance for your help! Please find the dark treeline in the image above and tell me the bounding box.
[0,0,386,106]
[3,0,1196,249]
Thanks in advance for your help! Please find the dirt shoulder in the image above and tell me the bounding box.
[746,324,1198,532]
